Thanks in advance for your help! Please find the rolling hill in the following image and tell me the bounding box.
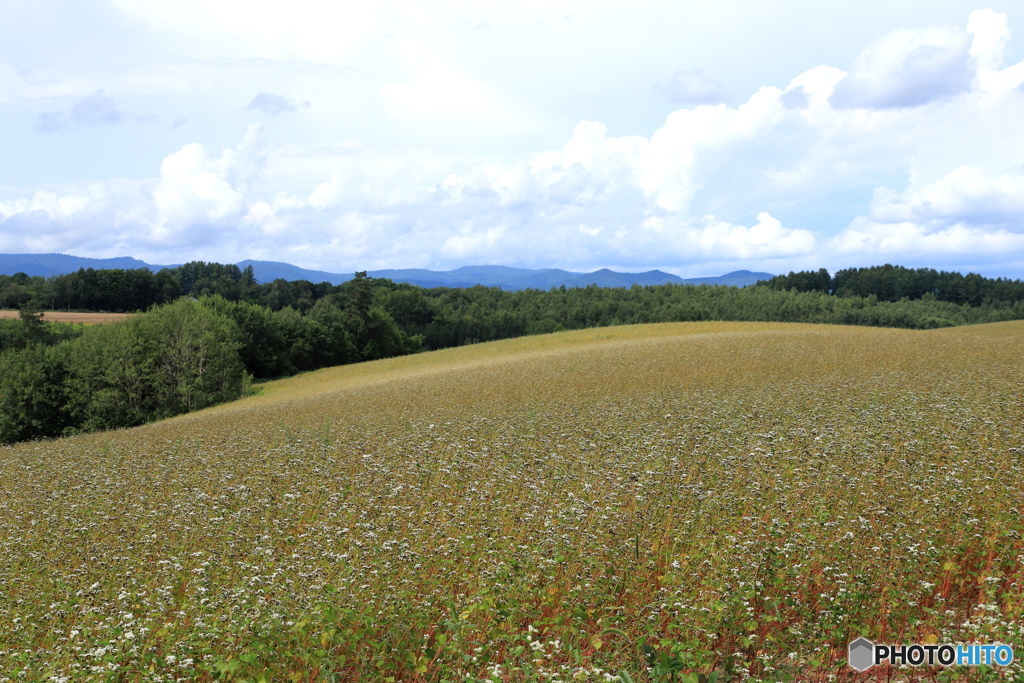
[2,321,1021,680]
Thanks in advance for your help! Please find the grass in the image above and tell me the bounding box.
[1,321,1022,682]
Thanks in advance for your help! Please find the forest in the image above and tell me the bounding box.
[1,262,1022,445]
[4,261,1024,315]
[760,263,1024,305]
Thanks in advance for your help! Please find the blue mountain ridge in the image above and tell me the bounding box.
[0,254,774,290]
[0,253,177,277]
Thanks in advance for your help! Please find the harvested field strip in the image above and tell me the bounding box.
[0,310,133,324]
[1,321,1022,681]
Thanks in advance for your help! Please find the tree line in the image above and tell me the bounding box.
[0,299,247,444]
[4,261,1023,315]
[0,262,319,312]
[2,262,1022,444]
[0,275,422,444]
[760,264,1024,306]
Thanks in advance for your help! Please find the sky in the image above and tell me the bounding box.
[1,1,1023,278]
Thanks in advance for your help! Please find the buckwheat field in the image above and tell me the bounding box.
[2,321,1022,682]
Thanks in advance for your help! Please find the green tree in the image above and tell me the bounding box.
[308,298,360,366]
[199,295,291,379]
[0,343,76,444]
[0,275,30,308]
[140,299,248,414]
[68,299,248,431]
[68,319,159,430]
[18,301,46,342]
[362,304,422,359]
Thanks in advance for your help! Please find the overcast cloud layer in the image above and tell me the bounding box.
[1,1,1023,277]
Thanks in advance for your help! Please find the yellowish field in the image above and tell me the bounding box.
[0,309,133,324]
[1,321,1023,682]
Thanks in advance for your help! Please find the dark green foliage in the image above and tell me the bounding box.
[363,304,423,359]
[380,288,436,327]
[0,272,39,308]
[761,264,1024,306]
[386,279,1023,348]
[761,267,833,293]
[306,298,360,367]
[0,343,77,443]
[271,306,328,373]
[199,286,421,376]
[0,299,247,444]
[43,268,176,312]
[134,300,247,414]
[66,319,161,430]
[198,295,293,379]
[174,261,245,299]
[7,260,1022,321]
[17,300,46,340]
[0,318,84,353]
[7,261,249,313]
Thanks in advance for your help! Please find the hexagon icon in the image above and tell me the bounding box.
[848,637,875,672]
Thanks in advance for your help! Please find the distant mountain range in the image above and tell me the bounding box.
[0,253,176,277]
[0,253,774,290]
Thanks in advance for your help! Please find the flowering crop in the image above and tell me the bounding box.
[1,321,1022,682]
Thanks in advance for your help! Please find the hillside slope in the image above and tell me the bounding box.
[2,321,1023,681]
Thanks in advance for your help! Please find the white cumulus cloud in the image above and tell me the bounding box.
[870,166,1024,226]
[969,9,1011,70]
[2,8,1024,277]
[831,25,974,108]
[831,217,1024,259]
